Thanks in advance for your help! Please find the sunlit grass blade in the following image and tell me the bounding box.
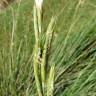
[47,65,55,96]
[41,16,56,88]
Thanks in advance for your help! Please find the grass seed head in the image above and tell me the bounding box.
[35,0,43,10]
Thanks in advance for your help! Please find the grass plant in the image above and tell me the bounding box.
[0,0,96,96]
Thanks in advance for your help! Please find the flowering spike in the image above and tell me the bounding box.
[35,0,43,10]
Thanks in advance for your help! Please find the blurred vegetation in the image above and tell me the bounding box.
[0,0,96,96]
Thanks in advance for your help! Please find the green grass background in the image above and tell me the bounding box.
[0,0,96,96]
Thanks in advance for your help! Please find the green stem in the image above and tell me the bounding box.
[33,44,43,96]
[33,5,39,44]
[37,8,42,34]
[33,4,43,96]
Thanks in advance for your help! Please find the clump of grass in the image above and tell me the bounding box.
[0,0,96,96]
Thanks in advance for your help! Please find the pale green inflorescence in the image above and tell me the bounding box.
[33,0,55,96]
[35,0,43,10]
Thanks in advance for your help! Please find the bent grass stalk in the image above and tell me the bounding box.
[33,0,56,96]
